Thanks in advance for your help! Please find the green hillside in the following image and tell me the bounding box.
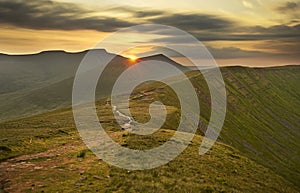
[0,97,298,192]
[0,65,299,192]
[132,65,300,187]
[217,66,300,186]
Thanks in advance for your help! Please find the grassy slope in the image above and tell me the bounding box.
[217,66,300,186]
[136,66,300,187]
[0,65,299,192]
[0,99,298,192]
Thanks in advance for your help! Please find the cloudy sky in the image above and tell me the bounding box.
[0,0,299,66]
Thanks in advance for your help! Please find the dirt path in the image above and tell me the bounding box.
[0,142,84,192]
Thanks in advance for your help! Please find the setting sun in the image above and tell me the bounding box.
[129,55,138,62]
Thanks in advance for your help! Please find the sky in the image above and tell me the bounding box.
[0,0,299,66]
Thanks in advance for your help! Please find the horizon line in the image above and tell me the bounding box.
[0,49,299,69]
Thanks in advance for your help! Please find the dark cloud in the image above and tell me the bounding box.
[137,13,300,43]
[136,45,273,59]
[144,23,300,59]
[234,24,300,40]
[206,46,273,59]
[275,1,299,12]
[135,10,165,18]
[0,0,136,32]
[196,24,300,41]
[146,24,300,42]
[2,0,297,43]
[0,0,234,36]
[1,0,230,33]
[149,13,233,31]
[253,38,300,55]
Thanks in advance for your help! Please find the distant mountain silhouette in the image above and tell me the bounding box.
[138,54,187,71]
[0,49,188,121]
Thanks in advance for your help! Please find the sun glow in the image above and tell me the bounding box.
[129,55,138,62]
